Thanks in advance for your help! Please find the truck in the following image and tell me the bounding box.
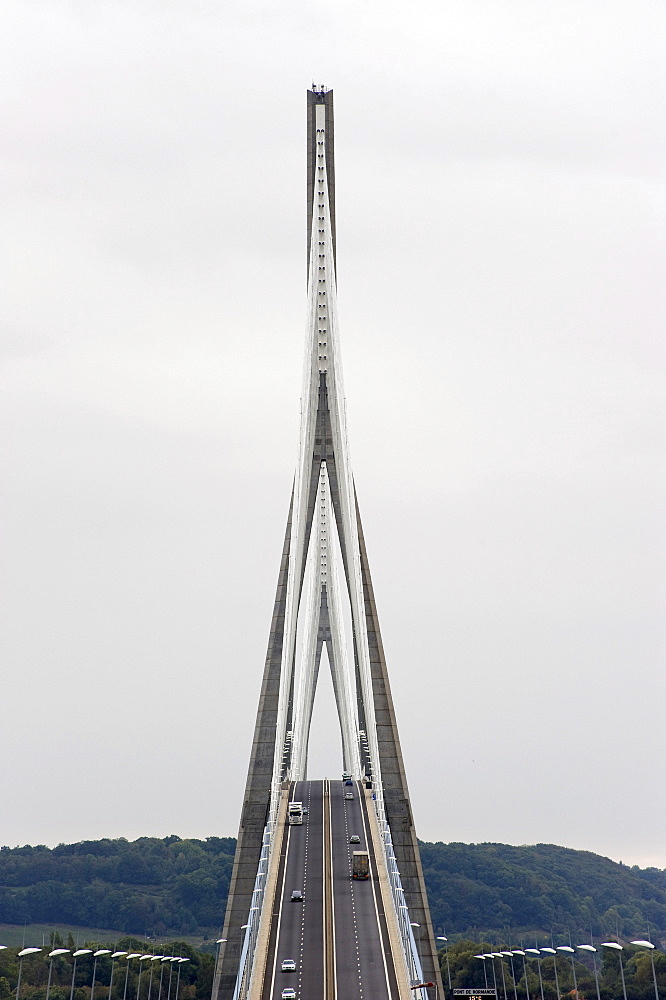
[352,850,370,879]
[288,801,303,825]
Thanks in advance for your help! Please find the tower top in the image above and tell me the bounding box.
[306,86,336,274]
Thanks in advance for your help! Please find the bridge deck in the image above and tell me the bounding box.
[258,779,401,1000]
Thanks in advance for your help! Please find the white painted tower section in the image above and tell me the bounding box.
[271,100,381,786]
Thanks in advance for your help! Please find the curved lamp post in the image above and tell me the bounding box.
[512,950,529,1000]
[600,943,628,1000]
[91,949,112,1000]
[175,958,189,1000]
[540,947,558,1000]
[71,949,93,1000]
[576,945,601,1000]
[109,951,128,1000]
[474,955,489,989]
[631,940,660,1000]
[123,954,142,1000]
[494,952,508,1000]
[501,951,518,1000]
[525,949,545,1000]
[46,948,71,1000]
[136,954,153,1000]
[17,947,43,1000]
[437,936,452,991]
[556,946,577,996]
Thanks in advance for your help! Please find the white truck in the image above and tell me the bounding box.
[288,801,304,825]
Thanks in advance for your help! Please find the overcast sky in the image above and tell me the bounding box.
[2,0,665,871]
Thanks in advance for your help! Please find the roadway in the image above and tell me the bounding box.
[259,779,400,1000]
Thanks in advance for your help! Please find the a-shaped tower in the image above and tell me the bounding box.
[212,87,441,1000]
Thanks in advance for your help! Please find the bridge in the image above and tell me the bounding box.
[211,87,443,1000]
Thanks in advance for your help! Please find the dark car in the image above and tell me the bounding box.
[290,890,303,902]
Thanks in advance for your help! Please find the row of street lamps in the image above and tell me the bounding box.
[471,939,661,1000]
[0,945,190,1000]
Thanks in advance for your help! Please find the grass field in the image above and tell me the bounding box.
[0,924,216,952]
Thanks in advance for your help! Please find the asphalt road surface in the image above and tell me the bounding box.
[260,779,400,1000]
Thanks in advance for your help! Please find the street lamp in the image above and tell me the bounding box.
[174,958,190,1000]
[576,945,600,1000]
[556,945,577,995]
[71,949,93,1000]
[136,954,153,1000]
[600,943,628,1000]
[525,949,545,1000]
[46,948,70,1000]
[501,951,518,1000]
[17,947,43,1000]
[474,955,489,989]
[437,936,452,991]
[109,951,128,1000]
[123,954,143,1000]
[631,940,660,1000]
[540,947,558,1000]
[91,949,112,1000]
[512,950,529,1000]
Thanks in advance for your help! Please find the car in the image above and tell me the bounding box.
[302,806,308,814]
[290,889,303,901]
[349,834,360,844]
[281,990,296,999]
[345,779,353,786]
[344,791,354,800]
[281,959,296,972]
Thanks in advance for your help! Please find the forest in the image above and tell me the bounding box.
[436,937,666,1000]
[1,836,665,942]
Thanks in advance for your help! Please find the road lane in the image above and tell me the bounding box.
[331,779,400,1000]
[260,778,401,1000]
[261,781,325,1000]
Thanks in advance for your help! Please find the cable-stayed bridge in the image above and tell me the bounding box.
[211,87,442,1000]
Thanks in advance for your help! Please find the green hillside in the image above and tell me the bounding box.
[1,836,664,943]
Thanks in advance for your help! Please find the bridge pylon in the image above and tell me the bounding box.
[212,87,443,1000]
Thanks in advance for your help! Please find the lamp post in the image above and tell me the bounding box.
[91,949,112,1000]
[437,936,452,991]
[492,953,508,1000]
[109,950,128,1000]
[540,947,558,1000]
[175,958,189,1000]
[631,940,660,1000]
[525,949,544,1000]
[512,950,528,1000]
[486,955,499,996]
[17,947,43,1000]
[600,943,628,1000]
[147,954,161,1000]
[501,951,518,1000]
[46,948,70,1000]
[158,956,173,1000]
[576,945,600,1000]
[556,946,577,996]
[71,949,93,1000]
[166,957,181,1000]
[137,954,153,1000]
[474,955,489,989]
[123,954,142,1000]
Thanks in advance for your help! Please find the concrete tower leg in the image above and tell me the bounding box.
[356,494,443,996]
[212,495,293,1000]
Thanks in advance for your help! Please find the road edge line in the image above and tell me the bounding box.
[248,787,289,1000]
[364,787,414,1000]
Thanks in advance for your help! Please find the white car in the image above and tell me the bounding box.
[281,959,296,972]
[281,990,296,999]
[345,791,354,800]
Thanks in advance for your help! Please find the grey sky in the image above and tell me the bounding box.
[2,0,665,869]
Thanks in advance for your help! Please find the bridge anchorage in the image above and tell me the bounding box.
[211,87,443,1000]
